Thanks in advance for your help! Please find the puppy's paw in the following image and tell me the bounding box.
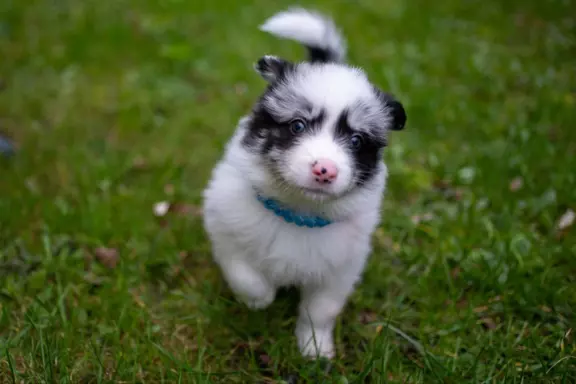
[296,326,335,359]
[239,289,275,310]
[299,339,335,359]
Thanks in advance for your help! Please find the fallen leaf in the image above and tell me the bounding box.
[169,202,203,217]
[94,247,119,269]
[479,317,497,330]
[557,209,575,230]
[540,305,552,313]
[509,177,523,192]
[153,201,170,217]
[473,305,489,313]
[358,310,378,324]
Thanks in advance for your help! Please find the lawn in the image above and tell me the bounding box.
[1,0,575,382]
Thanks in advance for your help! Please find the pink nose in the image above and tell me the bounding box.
[312,159,338,184]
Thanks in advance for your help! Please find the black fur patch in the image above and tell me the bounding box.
[307,46,330,63]
[335,110,384,186]
[374,88,407,131]
[255,56,294,83]
[242,99,327,156]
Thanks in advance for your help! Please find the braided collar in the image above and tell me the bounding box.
[256,193,332,228]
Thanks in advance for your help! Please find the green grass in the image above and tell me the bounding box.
[1,0,575,382]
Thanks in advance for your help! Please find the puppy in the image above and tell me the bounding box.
[202,8,406,359]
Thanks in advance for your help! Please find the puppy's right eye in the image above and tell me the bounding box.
[290,119,307,134]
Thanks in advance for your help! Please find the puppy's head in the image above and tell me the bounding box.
[242,56,406,200]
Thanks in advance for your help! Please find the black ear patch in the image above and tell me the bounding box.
[254,55,293,83]
[388,99,406,131]
[374,88,407,131]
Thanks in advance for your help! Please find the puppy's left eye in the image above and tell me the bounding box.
[350,134,363,149]
[290,119,307,134]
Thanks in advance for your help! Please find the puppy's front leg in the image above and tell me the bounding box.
[295,282,353,359]
[214,246,275,309]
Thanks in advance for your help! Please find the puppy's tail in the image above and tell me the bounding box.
[259,8,346,64]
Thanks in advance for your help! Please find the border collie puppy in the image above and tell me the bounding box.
[202,8,406,358]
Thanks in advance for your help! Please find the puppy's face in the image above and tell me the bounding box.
[242,56,406,200]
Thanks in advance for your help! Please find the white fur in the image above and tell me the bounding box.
[259,8,346,63]
[202,9,390,359]
[203,120,387,358]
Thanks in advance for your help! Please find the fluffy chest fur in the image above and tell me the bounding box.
[203,127,386,287]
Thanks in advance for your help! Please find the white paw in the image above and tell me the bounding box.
[296,327,335,359]
[239,289,275,310]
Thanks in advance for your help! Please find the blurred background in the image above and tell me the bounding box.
[1,0,575,382]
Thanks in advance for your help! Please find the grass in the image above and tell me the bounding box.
[1,0,575,382]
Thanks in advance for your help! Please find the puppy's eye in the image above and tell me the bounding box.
[350,134,363,149]
[290,119,307,134]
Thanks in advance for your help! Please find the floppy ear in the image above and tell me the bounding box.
[254,55,294,83]
[375,88,407,131]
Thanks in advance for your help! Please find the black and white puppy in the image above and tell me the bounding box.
[202,8,406,358]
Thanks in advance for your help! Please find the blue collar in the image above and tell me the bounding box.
[256,194,332,228]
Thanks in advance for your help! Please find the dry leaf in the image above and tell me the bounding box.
[479,317,497,330]
[557,209,575,230]
[509,177,523,192]
[169,202,203,217]
[358,310,378,324]
[94,247,119,269]
[473,305,489,313]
